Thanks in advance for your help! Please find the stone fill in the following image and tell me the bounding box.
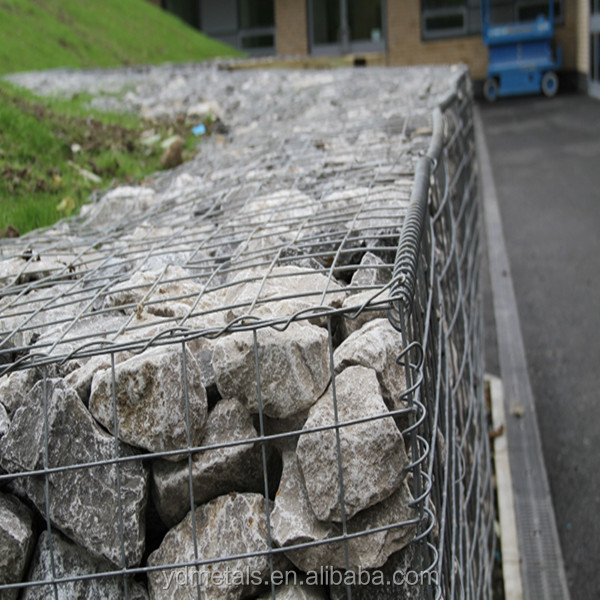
[0,492,35,600]
[0,63,467,597]
[0,379,148,567]
[212,322,330,419]
[90,346,207,459]
[296,365,409,521]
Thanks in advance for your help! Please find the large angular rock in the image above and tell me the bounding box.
[0,255,79,287]
[186,100,223,121]
[105,265,211,312]
[80,185,158,228]
[340,290,389,337]
[0,402,9,437]
[0,379,148,567]
[188,337,219,392]
[90,346,207,459]
[240,189,317,226]
[348,252,392,291]
[0,492,35,600]
[23,530,148,600]
[0,284,87,351]
[271,446,416,572]
[64,355,113,406]
[223,266,346,323]
[0,366,57,415]
[296,366,408,521]
[333,319,406,411]
[212,322,330,419]
[152,397,265,527]
[148,493,283,600]
[270,448,334,569]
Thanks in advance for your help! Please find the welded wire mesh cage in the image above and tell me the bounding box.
[0,65,492,599]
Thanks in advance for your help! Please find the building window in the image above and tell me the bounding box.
[312,0,341,45]
[162,0,200,29]
[422,5,467,38]
[347,0,384,44]
[515,0,563,23]
[422,0,473,39]
[240,0,274,29]
[239,0,275,53]
[422,0,564,40]
[194,0,274,54]
[309,0,385,54]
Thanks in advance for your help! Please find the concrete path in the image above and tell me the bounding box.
[479,93,600,599]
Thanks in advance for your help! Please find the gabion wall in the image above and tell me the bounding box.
[0,64,492,599]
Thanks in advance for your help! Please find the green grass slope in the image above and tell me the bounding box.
[0,81,205,234]
[0,0,243,75]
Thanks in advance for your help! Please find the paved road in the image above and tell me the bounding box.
[480,93,600,599]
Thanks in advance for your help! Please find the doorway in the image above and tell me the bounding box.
[308,0,386,55]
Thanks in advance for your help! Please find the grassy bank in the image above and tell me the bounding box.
[0,82,206,234]
[0,0,242,75]
[0,0,241,235]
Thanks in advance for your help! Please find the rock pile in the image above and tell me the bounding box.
[0,63,467,597]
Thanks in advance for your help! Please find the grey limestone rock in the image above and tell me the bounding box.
[64,355,113,406]
[0,402,9,438]
[0,255,79,288]
[104,265,217,318]
[333,318,407,411]
[152,397,265,527]
[22,530,149,600]
[185,336,219,392]
[271,445,416,573]
[148,492,283,600]
[240,189,317,226]
[212,322,330,419]
[296,366,408,522]
[223,266,346,324]
[0,492,35,600]
[0,366,57,415]
[90,346,207,459]
[0,379,148,567]
[80,185,158,228]
[349,252,392,290]
[270,447,334,569]
[186,100,224,121]
[340,290,389,337]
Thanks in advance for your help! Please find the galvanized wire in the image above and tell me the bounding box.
[0,65,492,599]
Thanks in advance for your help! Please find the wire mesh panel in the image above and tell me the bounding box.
[389,75,494,600]
[0,65,492,599]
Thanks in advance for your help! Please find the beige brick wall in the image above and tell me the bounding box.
[386,0,487,79]
[275,0,308,55]
[575,0,590,75]
[555,0,578,71]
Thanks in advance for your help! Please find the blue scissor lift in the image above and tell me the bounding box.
[481,0,561,101]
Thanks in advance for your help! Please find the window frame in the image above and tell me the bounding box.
[421,5,468,40]
[514,0,564,26]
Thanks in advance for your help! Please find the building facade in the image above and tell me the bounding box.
[151,0,598,98]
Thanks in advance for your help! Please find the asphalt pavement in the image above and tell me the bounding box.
[479,92,600,599]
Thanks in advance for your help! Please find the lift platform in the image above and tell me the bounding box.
[481,0,561,101]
